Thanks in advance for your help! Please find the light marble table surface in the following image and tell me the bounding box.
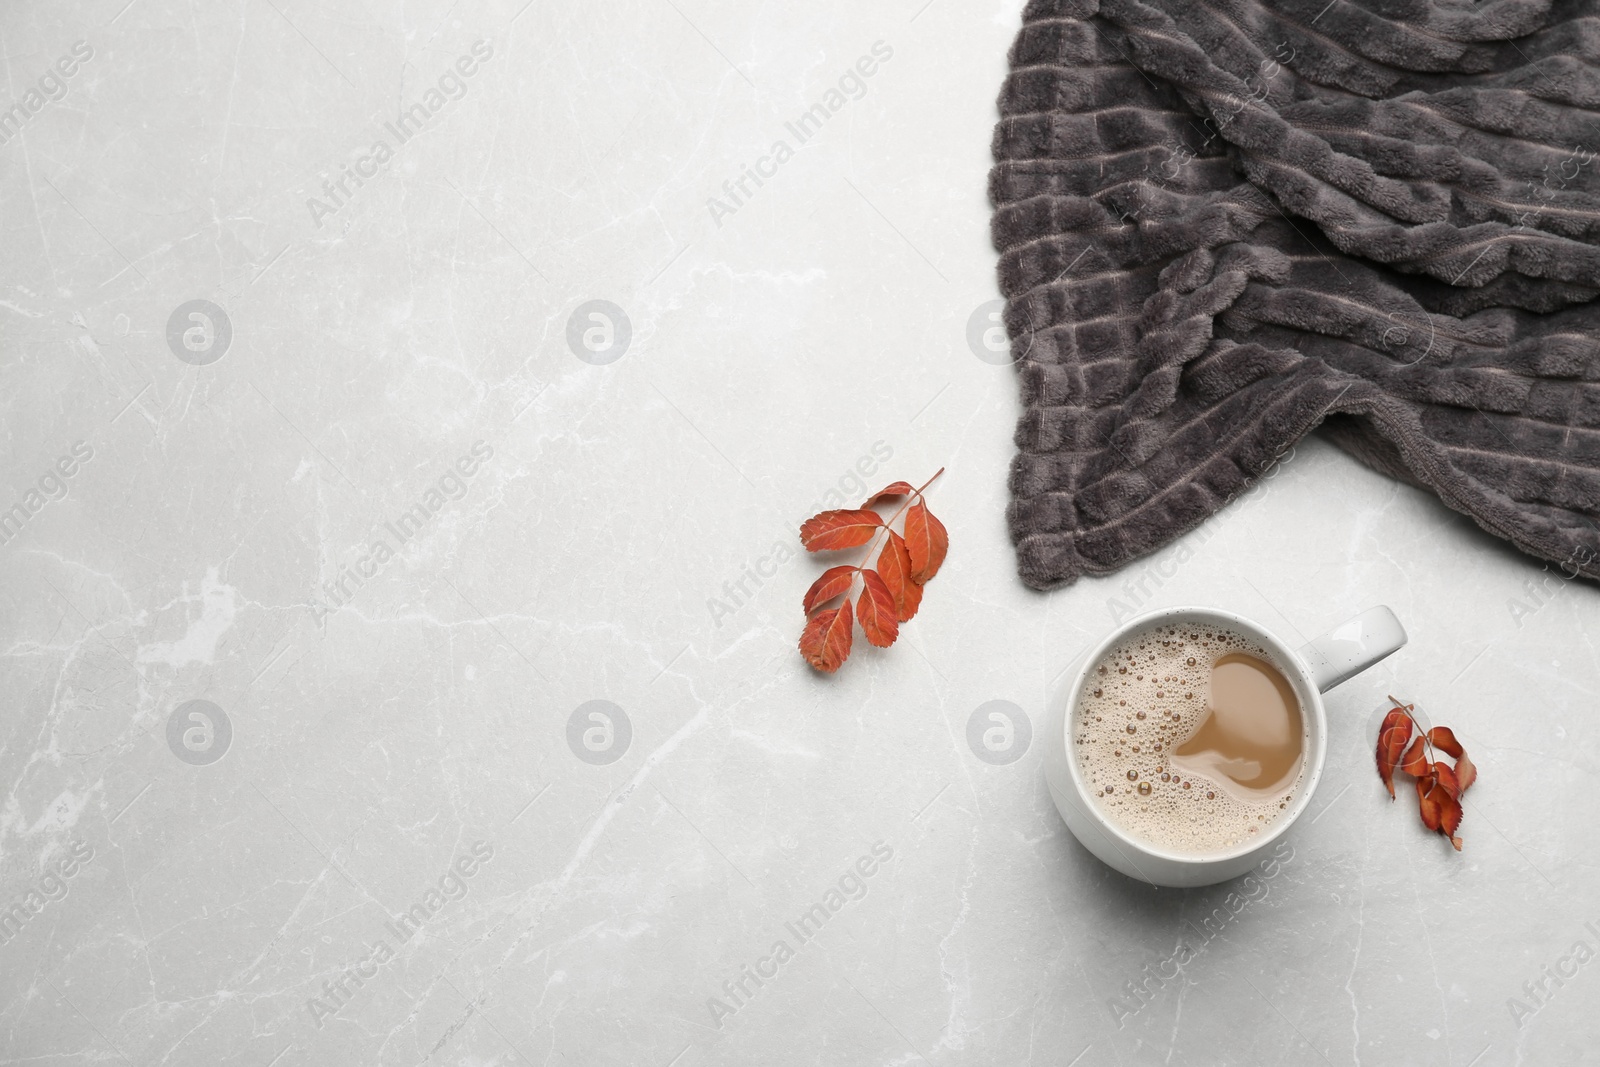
[2,2,1598,1065]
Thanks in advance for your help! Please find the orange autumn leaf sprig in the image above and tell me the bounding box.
[797,469,947,673]
[1375,696,1478,851]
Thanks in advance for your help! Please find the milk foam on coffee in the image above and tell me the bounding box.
[1073,621,1306,854]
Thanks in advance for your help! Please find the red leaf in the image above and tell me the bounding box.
[1416,775,1465,850]
[1415,774,1442,832]
[1453,749,1478,796]
[800,510,884,552]
[856,569,899,648]
[877,531,923,622]
[1400,735,1429,778]
[1437,788,1464,851]
[799,603,854,673]
[1428,726,1477,794]
[1433,761,1461,800]
[803,566,857,615]
[1375,707,1413,799]
[863,481,916,507]
[904,502,949,584]
[1426,726,1464,757]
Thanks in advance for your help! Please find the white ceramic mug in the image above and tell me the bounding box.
[1043,605,1407,887]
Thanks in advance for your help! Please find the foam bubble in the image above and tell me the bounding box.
[1072,622,1305,854]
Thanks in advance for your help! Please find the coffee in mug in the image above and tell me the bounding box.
[1072,620,1307,853]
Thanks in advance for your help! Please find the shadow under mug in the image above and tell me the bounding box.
[1043,605,1407,888]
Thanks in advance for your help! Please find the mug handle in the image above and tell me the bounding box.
[1296,605,1407,692]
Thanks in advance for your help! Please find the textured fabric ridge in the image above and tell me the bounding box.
[990,0,1600,589]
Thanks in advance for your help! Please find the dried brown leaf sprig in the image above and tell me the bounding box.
[1376,696,1477,851]
[797,469,946,673]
